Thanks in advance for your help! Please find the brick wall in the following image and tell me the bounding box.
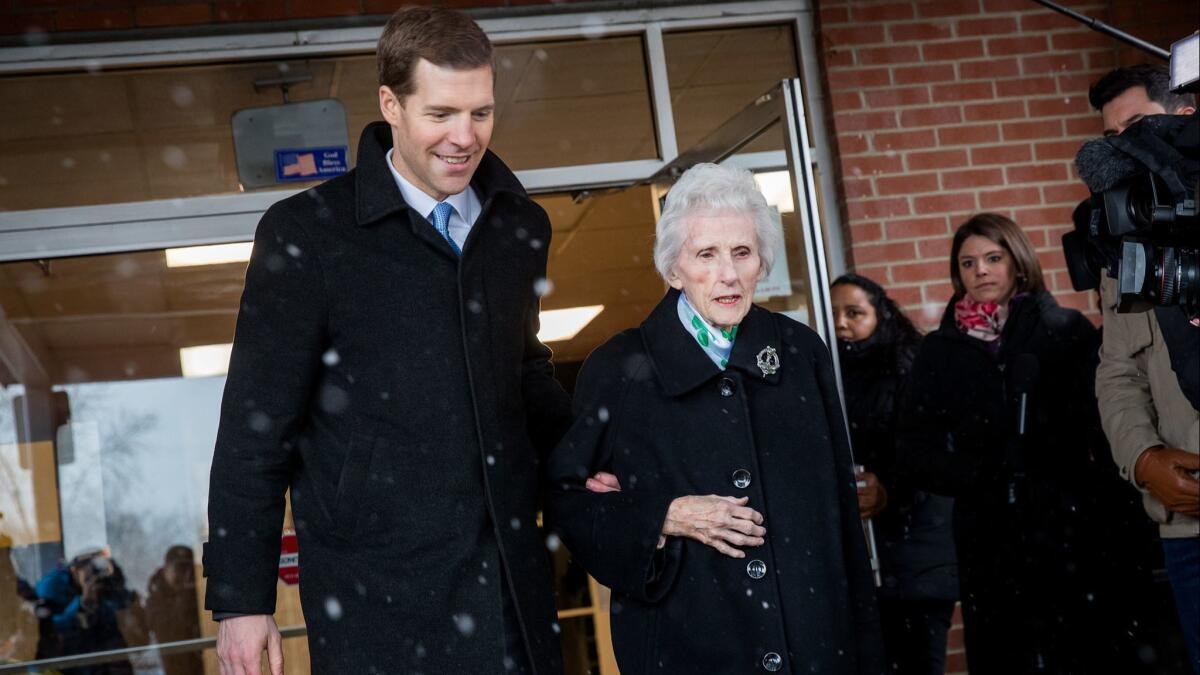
[816,0,1198,328]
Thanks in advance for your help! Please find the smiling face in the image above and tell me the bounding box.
[667,210,762,331]
[957,234,1017,305]
[380,58,495,201]
[831,283,878,342]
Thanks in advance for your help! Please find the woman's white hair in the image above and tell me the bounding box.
[653,163,784,282]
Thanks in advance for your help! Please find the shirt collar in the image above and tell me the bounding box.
[385,148,473,221]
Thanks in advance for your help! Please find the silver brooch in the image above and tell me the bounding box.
[756,346,780,376]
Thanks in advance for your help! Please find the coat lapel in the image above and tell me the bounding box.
[641,289,783,397]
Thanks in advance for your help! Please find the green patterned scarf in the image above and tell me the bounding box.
[677,293,738,370]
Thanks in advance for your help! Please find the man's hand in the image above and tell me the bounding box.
[217,614,283,675]
[1135,446,1200,517]
[585,471,621,493]
[662,495,766,558]
[855,469,888,519]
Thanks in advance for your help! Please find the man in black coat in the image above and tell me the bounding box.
[203,7,572,674]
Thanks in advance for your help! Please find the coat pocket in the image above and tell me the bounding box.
[332,431,377,539]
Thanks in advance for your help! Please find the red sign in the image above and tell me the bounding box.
[278,530,299,585]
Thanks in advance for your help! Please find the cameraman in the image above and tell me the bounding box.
[1089,64,1199,671]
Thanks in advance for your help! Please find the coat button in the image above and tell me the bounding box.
[762,652,783,671]
[732,469,751,489]
[718,377,736,397]
[746,559,767,579]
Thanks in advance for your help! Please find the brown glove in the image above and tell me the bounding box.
[1135,446,1200,517]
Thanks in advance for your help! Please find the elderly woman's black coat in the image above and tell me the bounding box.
[547,289,884,674]
[203,122,572,674]
[897,291,1151,675]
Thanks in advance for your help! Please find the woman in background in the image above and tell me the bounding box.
[832,273,957,675]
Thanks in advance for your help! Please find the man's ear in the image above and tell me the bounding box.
[379,86,403,126]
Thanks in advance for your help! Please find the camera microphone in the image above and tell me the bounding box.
[1075,137,1143,193]
[1005,354,1039,506]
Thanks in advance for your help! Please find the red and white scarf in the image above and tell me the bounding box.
[954,296,1008,342]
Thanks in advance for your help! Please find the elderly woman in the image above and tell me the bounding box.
[546,164,883,674]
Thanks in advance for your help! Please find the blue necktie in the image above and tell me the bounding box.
[429,202,461,256]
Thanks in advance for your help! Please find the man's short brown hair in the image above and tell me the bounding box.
[949,213,1047,299]
[377,6,494,102]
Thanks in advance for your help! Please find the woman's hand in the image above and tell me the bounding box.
[662,495,766,558]
[856,469,888,519]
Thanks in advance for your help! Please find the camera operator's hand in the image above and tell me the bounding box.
[855,469,888,519]
[1135,446,1200,517]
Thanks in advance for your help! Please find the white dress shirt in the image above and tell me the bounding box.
[385,149,480,251]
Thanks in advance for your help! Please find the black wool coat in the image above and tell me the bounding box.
[838,336,957,602]
[203,122,572,674]
[546,289,884,675]
[897,292,1147,675]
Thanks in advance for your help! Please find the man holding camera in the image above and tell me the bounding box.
[1088,64,1199,671]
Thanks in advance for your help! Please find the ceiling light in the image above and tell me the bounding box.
[538,305,604,343]
[180,344,232,378]
[753,171,795,214]
[165,242,253,268]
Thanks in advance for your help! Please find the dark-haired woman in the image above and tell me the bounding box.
[832,274,957,675]
[897,214,1144,674]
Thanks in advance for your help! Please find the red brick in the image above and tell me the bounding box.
[1087,50,1116,71]
[970,143,1033,165]
[997,77,1056,97]
[851,2,914,22]
[838,135,870,155]
[1044,182,1089,204]
[894,64,958,85]
[942,167,1004,190]
[964,100,1026,122]
[917,0,981,18]
[1035,140,1086,161]
[1028,96,1090,117]
[288,0,362,19]
[841,154,906,177]
[877,172,940,195]
[1023,227,1050,248]
[918,237,953,258]
[1013,206,1075,227]
[957,16,1017,36]
[1019,11,1083,32]
[931,81,994,103]
[1065,116,1103,136]
[1057,291,1096,315]
[924,281,956,304]
[55,7,133,30]
[900,106,963,128]
[843,178,873,200]
[857,45,922,66]
[960,58,1021,79]
[834,111,898,133]
[864,87,931,107]
[1006,163,1067,183]
[980,187,1041,209]
[946,651,968,673]
[819,5,850,24]
[822,25,886,48]
[850,222,884,243]
[1057,73,1101,96]
[874,129,937,152]
[1038,249,1068,271]
[216,0,287,22]
[135,2,212,27]
[1023,53,1085,76]
[938,123,1000,145]
[908,149,970,171]
[828,67,892,90]
[987,36,1049,57]
[886,285,924,307]
[914,192,978,215]
[892,260,954,283]
[846,198,911,221]
[855,241,918,265]
[886,216,951,240]
[825,49,856,68]
[1052,31,1114,51]
[923,39,985,61]
[1003,119,1063,141]
[890,22,953,43]
[830,91,862,111]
